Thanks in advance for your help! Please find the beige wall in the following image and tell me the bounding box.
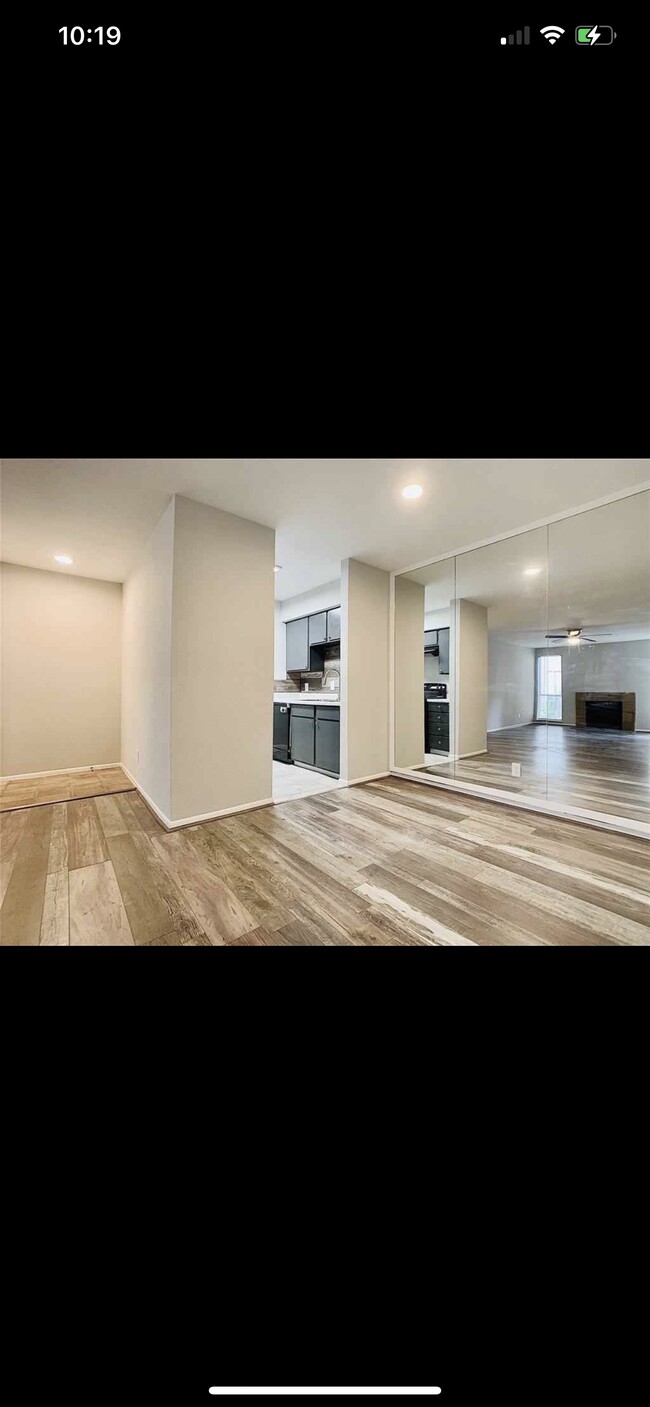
[394,575,425,769]
[341,559,390,783]
[456,599,488,757]
[121,499,174,816]
[1,562,121,776]
[170,495,274,822]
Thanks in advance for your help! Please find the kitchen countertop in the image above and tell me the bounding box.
[274,693,340,706]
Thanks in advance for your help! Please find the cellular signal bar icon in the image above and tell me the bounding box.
[501,27,530,45]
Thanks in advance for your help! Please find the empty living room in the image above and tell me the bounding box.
[1,458,648,947]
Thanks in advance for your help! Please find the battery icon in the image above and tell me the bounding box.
[575,25,615,44]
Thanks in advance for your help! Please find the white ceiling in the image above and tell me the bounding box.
[1,458,648,600]
[407,488,650,646]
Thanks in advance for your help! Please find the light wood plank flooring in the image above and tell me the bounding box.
[419,725,650,823]
[1,777,648,946]
[0,765,134,813]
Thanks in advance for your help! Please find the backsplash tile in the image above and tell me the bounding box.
[276,646,341,695]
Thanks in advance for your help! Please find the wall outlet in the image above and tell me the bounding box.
[511,762,522,777]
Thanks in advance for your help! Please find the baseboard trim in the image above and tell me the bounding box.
[345,772,391,787]
[1,762,122,782]
[487,722,535,733]
[121,766,274,832]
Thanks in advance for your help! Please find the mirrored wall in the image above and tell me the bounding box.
[393,489,650,833]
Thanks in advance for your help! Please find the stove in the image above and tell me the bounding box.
[424,683,447,698]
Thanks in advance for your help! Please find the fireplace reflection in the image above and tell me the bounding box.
[585,699,623,729]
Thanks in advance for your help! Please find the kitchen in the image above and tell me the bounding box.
[273,581,342,802]
[424,613,451,761]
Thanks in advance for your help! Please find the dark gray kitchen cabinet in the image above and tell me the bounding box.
[425,702,449,752]
[315,716,340,775]
[309,611,327,646]
[290,708,315,765]
[438,628,450,675]
[286,616,309,672]
[327,607,341,642]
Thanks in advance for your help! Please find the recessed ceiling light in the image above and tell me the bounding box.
[54,555,73,565]
[524,567,542,576]
[402,485,423,500]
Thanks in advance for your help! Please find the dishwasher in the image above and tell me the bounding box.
[273,702,292,763]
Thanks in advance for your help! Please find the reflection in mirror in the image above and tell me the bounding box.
[547,490,650,824]
[394,558,455,772]
[451,526,549,799]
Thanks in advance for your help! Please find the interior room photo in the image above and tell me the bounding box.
[1,458,648,947]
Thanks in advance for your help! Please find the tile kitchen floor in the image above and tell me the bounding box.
[273,761,341,804]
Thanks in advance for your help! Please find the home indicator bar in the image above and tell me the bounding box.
[209,1393,442,1399]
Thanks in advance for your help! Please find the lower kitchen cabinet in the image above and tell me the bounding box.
[315,715,340,775]
[289,705,340,775]
[290,708,315,766]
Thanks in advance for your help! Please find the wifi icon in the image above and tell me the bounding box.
[540,25,565,44]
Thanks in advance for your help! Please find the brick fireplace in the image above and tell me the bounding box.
[576,692,636,731]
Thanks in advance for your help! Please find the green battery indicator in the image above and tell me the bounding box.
[575,25,616,45]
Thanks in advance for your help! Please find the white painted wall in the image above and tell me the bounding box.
[1,562,122,777]
[555,638,650,730]
[171,495,275,822]
[488,637,536,731]
[121,499,174,816]
[456,599,488,757]
[394,575,425,769]
[341,559,390,783]
[425,609,451,631]
[275,579,341,679]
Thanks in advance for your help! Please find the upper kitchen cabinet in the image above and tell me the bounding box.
[309,611,327,647]
[286,604,341,672]
[438,627,450,675]
[286,616,309,672]
[327,607,341,642]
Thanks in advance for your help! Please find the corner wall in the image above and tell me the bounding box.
[456,599,488,757]
[394,575,425,770]
[170,495,274,821]
[121,498,174,817]
[488,637,536,731]
[1,562,122,776]
[339,559,390,783]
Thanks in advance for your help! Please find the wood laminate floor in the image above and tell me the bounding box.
[419,725,650,823]
[0,766,134,813]
[1,776,648,946]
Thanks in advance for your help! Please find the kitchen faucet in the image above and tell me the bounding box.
[322,667,341,693]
